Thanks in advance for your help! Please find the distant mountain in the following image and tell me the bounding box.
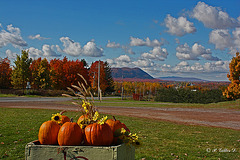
[158,76,208,82]
[111,67,154,79]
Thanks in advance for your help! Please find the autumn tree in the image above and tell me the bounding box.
[50,57,89,90]
[223,52,240,100]
[89,60,114,95]
[0,57,12,89]
[30,58,52,89]
[11,50,32,89]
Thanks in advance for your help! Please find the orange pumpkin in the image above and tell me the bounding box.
[60,110,70,124]
[38,120,60,145]
[77,114,89,124]
[106,116,130,134]
[84,123,113,146]
[58,122,83,146]
[61,115,71,124]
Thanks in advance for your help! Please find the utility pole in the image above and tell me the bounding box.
[98,60,100,100]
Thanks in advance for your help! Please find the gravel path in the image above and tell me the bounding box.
[0,97,240,130]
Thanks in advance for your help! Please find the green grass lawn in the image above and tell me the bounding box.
[86,98,240,110]
[0,107,239,160]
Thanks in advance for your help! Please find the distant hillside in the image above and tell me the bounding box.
[111,67,154,79]
[158,76,208,82]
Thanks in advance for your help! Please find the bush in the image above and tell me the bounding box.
[154,88,226,104]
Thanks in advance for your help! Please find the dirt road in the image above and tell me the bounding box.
[1,97,240,130]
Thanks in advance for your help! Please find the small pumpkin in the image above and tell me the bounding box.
[58,121,83,146]
[60,111,70,124]
[38,120,60,145]
[84,122,113,146]
[106,116,130,144]
[106,116,130,134]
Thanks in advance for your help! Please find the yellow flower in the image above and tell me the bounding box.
[97,116,108,125]
[93,111,100,121]
[51,113,62,124]
[120,128,126,134]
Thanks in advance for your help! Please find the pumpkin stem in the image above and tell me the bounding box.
[70,118,74,122]
[60,110,67,115]
[113,116,116,121]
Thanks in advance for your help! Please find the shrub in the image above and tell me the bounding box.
[155,88,226,104]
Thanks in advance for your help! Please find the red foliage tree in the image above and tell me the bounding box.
[89,61,108,94]
[0,58,12,89]
[50,57,89,90]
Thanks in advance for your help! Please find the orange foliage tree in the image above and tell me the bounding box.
[0,57,12,89]
[50,57,89,90]
[89,61,114,95]
[223,52,240,100]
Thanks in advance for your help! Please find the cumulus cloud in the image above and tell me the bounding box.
[164,14,196,36]
[60,37,103,57]
[192,1,240,29]
[176,43,220,61]
[82,41,103,57]
[28,47,43,59]
[141,46,168,61]
[209,28,240,55]
[5,49,17,59]
[42,45,61,57]
[0,24,27,48]
[132,59,154,68]
[28,34,49,40]
[60,37,82,56]
[107,55,133,68]
[130,37,163,47]
[209,29,232,50]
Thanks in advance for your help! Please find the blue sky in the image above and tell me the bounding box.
[0,0,239,81]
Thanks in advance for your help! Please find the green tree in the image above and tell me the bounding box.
[11,50,32,90]
[30,58,51,89]
[104,61,115,94]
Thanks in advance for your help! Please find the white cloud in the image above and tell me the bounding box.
[28,47,43,59]
[60,37,103,57]
[82,41,103,57]
[107,55,133,68]
[192,1,240,29]
[115,55,131,62]
[28,34,49,40]
[106,40,121,48]
[232,28,240,47]
[5,49,17,59]
[209,29,232,50]
[0,24,27,48]
[164,14,196,36]
[130,37,163,47]
[132,59,154,68]
[176,43,220,61]
[60,37,82,56]
[209,28,240,55]
[141,46,168,61]
[42,44,61,57]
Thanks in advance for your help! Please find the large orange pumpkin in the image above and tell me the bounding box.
[58,122,83,146]
[84,123,113,146]
[38,120,60,145]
